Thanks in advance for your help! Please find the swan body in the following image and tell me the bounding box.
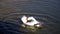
[26,17,39,26]
[21,16,40,27]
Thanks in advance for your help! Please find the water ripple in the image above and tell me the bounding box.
[0,13,58,34]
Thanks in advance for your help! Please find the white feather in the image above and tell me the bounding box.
[26,17,39,26]
[21,16,40,27]
[21,16,27,23]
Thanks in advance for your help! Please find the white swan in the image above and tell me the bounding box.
[21,15,40,27]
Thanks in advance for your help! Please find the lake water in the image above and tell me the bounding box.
[0,0,60,34]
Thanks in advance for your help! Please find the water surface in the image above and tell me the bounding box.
[0,0,60,34]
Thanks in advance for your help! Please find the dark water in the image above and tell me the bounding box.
[0,0,60,34]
